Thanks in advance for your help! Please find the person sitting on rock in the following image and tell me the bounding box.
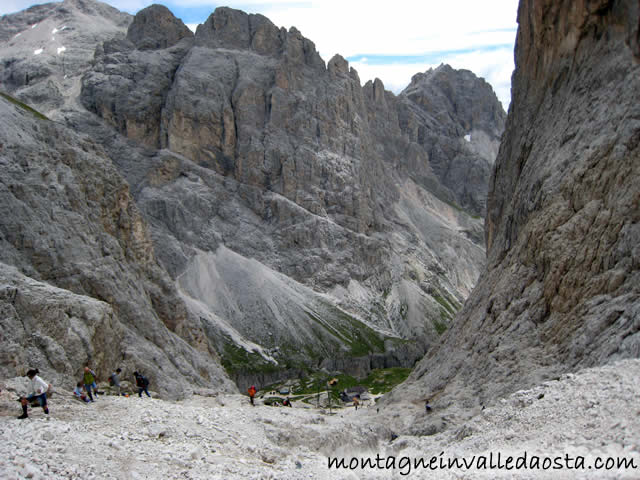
[109,368,122,396]
[74,381,90,403]
[133,372,151,398]
[83,366,98,402]
[18,369,50,419]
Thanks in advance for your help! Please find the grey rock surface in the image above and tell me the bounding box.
[76,5,500,379]
[398,64,507,216]
[0,95,236,398]
[0,0,131,115]
[126,4,193,51]
[386,0,640,427]
[0,262,119,391]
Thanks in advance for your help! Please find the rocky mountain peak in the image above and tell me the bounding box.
[403,63,506,146]
[195,7,279,54]
[327,53,349,74]
[395,64,506,216]
[126,4,193,50]
[0,0,131,115]
[194,6,325,68]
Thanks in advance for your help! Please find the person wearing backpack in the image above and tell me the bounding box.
[133,371,151,398]
[83,366,98,401]
[247,385,257,406]
[18,369,50,419]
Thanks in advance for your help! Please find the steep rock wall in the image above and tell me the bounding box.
[0,95,236,397]
[387,0,640,431]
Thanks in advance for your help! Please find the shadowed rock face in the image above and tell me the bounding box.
[399,65,507,216]
[126,4,193,50]
[0,96,236,398]
[387,0,640,429]
[0,1,504,388]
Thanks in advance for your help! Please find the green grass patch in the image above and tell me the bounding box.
[307,306,386,357]
[289,367,412,400]
[433,316,448,335]
[220,305,403,381]
[365,367,412,394]
[443,291,462,311]
[434,294,456,316]
[220,341,280,376]
[305,310,349,344]
[0,92,49,121]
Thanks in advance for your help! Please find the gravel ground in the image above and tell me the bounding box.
[1,359,639,479]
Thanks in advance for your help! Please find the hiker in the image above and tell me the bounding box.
[133,372,151,397]
[18,369,50,419]
[353,396,360,411]
[425,399,432,413]
[282,397,292,407]
[248,385,257,406]
[83,366,98,400]
[83,366,98,401]
[109,368,122,396]
[74,382,90,403]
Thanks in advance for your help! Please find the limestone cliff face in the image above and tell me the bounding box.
[126,4,192,50]
[399,65,507,216]
[0,95,236,397]
[1,1,504,387]
[76,5,503,380]
[387,0,640,432]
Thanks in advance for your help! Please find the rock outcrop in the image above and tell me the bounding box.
[0,94,236,397]
[387,0,640,428]
[398,65,507,216]
[126,4,192,50]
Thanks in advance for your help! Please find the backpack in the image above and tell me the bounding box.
[108,376,114,386]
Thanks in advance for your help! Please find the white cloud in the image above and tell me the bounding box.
[253,0,517,57]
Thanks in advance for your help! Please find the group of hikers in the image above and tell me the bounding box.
[17,367,152,419]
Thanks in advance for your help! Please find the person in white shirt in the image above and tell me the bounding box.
[18,369,50,419]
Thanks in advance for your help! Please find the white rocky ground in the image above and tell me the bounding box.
[1,359,639,479]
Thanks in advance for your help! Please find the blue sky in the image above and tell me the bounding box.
[1,0,519,108]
